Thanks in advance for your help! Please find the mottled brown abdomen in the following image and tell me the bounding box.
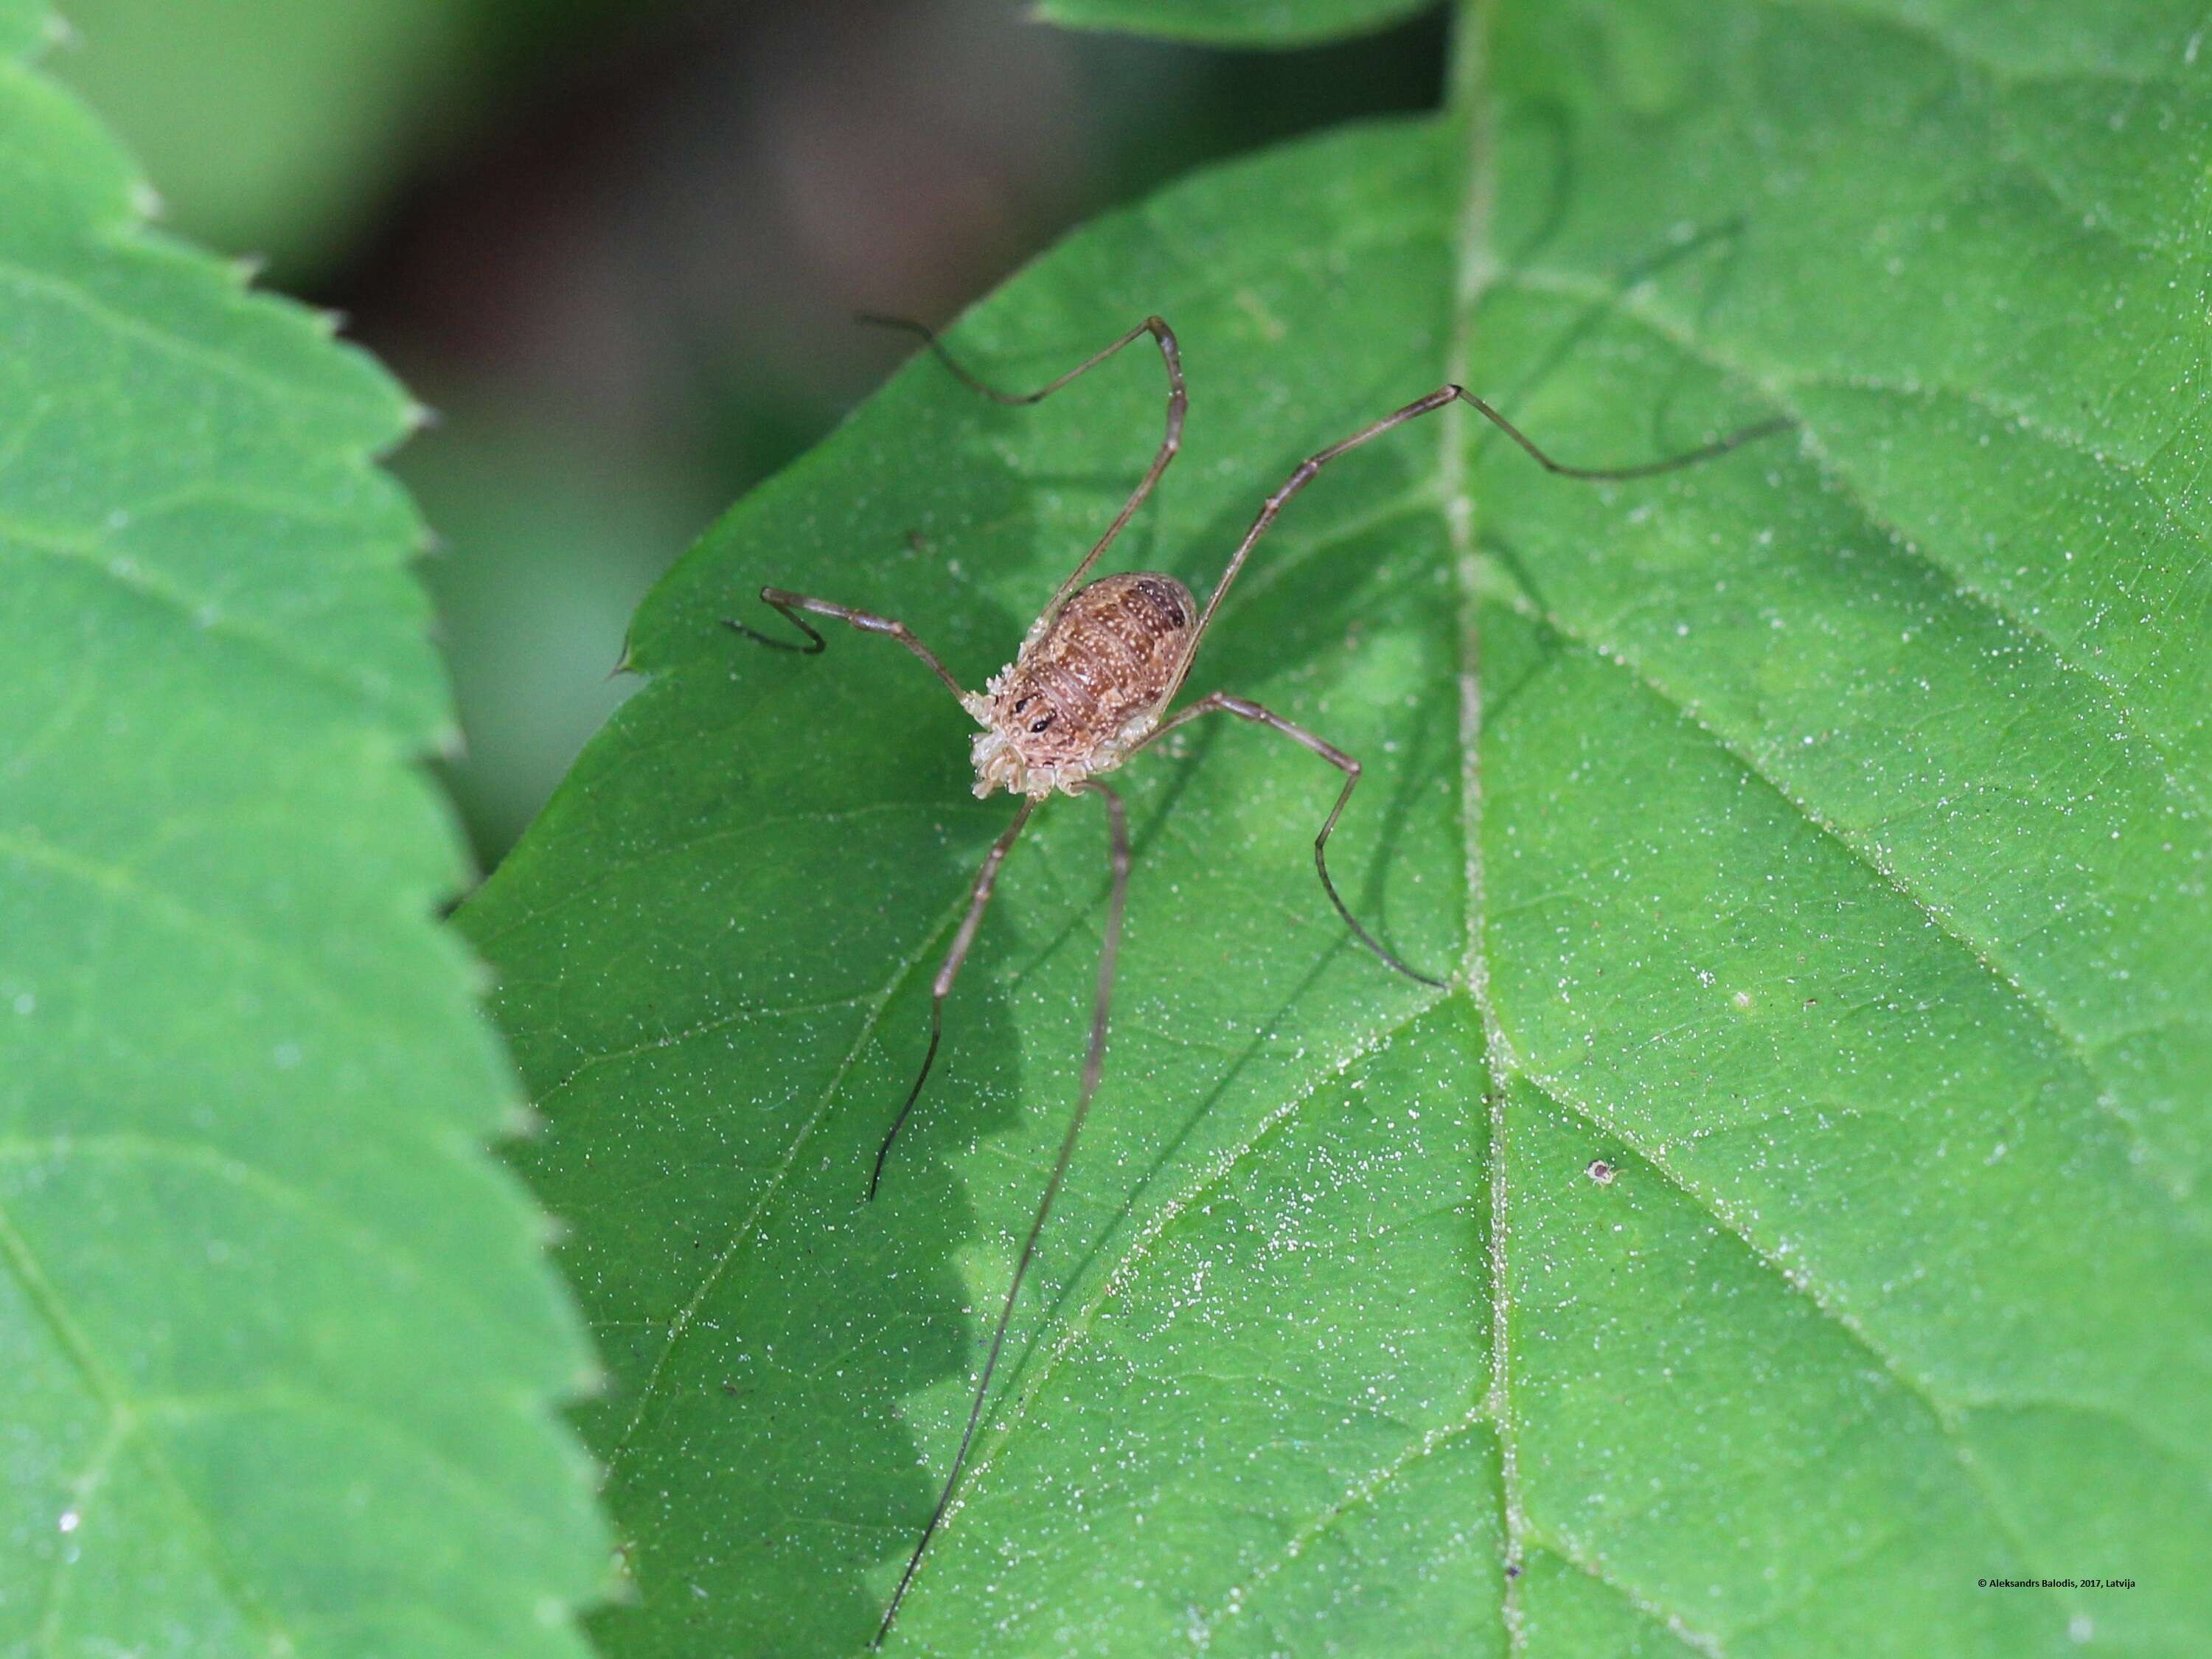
[991,571,1196,769]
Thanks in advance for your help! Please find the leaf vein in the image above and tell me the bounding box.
[900,992,1447,1593]
[1512,579,2182,1194]
[594,851,1026,1481]
[1507,266,2212,818]
[0,1200,296,1655]
[1509,1063,2140,1619]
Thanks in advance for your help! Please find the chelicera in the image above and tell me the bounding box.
[727,313,1788,1645]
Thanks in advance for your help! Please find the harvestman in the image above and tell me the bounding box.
[728,314,1790,1645]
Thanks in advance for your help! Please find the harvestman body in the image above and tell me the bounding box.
[729,314,1788,1646]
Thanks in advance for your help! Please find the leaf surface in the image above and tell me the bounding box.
[465,1,2212,1654]
[0,4,606,1652]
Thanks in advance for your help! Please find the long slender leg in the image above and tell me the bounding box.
[869,796,1040,1200]
[860,313,1187,619]
[1135,693,1443,988]
[873,780,1132,1649]
[725,588,970,706]
[1183,386,1793,670]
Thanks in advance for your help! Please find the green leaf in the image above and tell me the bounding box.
[0,5,608,1652]
[1034,0,1438,48]
[465,0,2212,1653]
[44,0,680,280]
[47,0,475,276]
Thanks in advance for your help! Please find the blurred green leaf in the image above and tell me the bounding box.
[0,4,607,1652]
[1038,0,1438,46]
[47,0,476,275]
[45,0,678,276]
[465,0,2212,1654]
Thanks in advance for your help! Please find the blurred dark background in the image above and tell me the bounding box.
[53,0,1444,871]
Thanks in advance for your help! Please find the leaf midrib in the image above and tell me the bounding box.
[1440,10,2181,1651]
[1440,10,1531,1658]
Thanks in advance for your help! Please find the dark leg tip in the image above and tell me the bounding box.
[725,616,817,654]
[1363,938,1451,987]
[866,1133,901,1203]
[1368,935,1447,990]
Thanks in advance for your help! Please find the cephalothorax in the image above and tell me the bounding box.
[729,313,1790,1647]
